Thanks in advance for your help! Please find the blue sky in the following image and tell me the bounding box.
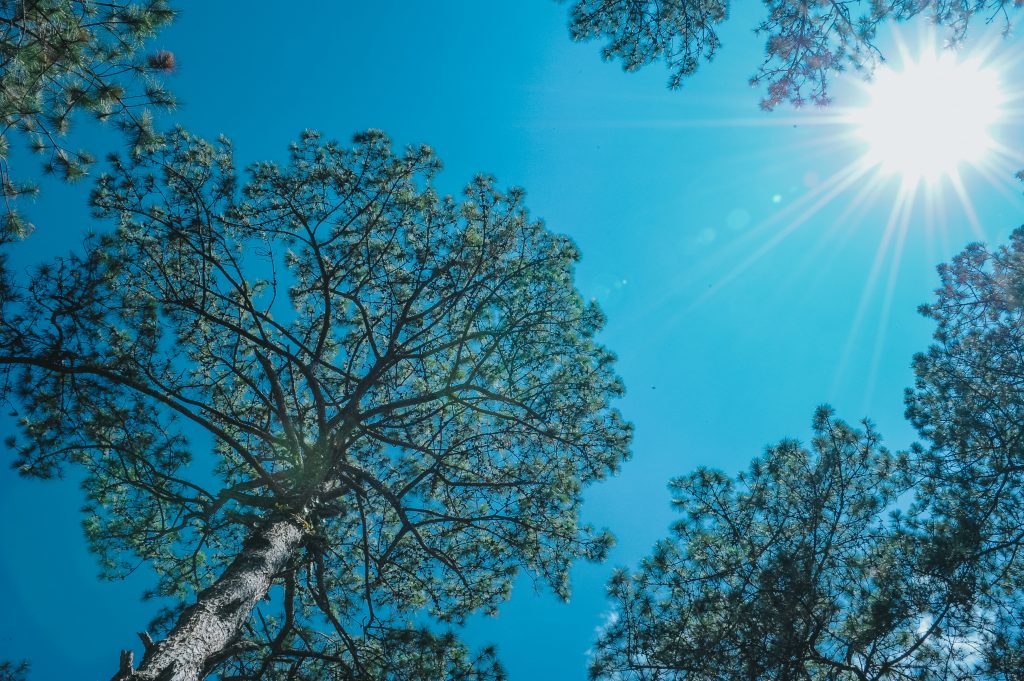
[2,2,1024,679]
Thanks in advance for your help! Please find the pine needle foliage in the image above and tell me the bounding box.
[0,661,28,681]
[905,226,1024,680]
[593,230,1024,680]
[560,0,1019,108]
[590,409,961,680]
[0,127,631,679]
[0,0,176,236]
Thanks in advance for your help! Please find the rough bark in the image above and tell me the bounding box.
[111,515,306,681]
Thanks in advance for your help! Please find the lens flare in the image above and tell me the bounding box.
[851,49,1004,181]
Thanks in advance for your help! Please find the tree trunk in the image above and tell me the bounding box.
[111,515,305,681]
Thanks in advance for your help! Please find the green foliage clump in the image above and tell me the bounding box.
[0,0,176,231]
[905,226,1024,680]
[561,0,1019,108]
[0,661,28,681]
[593,230,1024,680]
[590,409,961,680]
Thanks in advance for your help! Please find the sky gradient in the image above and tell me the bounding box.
[2,2,1024,679]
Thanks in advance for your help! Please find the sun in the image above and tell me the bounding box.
[850,48,1005,182]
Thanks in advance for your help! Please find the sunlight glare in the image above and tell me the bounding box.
[852,49,1004,181]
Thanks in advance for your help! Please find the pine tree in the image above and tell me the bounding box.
[905,227,1024,679]
[588,409,984,680]
[0,0,176,235]
[559,0,1018,108]
[0,128,632,680]
[591,231,1024,680]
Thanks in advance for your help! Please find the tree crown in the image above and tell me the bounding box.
[0,127,632,678]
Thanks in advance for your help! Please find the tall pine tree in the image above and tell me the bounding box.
[588,409,975,680]
[0,128,632,680]
[905,227,1024,678]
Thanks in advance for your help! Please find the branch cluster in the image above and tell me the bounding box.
[562,0,1019,108]
[0,0,176,234]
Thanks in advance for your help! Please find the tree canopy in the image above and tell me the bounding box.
[560,0,1019,108]
[591,230,1024,680]
[590,409,966,680]
[0,127,631,680]
[904,227,1024,679]
[0,0,175,233]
